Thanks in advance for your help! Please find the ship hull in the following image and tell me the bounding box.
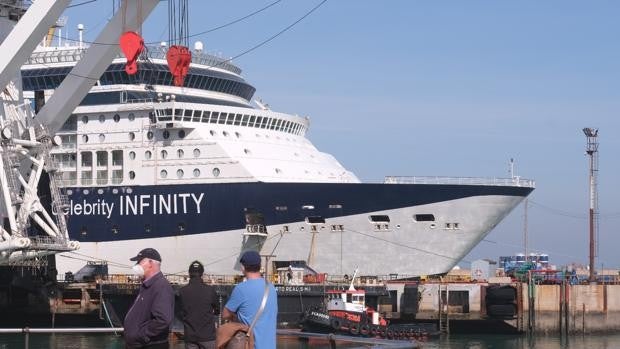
[55,182,532,276]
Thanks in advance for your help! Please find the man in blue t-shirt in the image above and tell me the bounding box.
[223,251,277,349]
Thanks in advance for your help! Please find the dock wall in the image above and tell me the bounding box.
[388,282,620,333]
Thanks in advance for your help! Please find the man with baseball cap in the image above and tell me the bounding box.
[123,248,174,349]
[222,250,277,349]
[178,261,219,349]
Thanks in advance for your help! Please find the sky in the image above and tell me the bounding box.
[64,1,620,270]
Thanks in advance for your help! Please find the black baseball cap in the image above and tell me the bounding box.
[130,248,162,262]
[239,250,261,267]
[189,260,204,274]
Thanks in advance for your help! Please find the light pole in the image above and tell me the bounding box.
[583,128,599,284]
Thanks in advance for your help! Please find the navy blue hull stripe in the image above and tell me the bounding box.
[63,182,533,242]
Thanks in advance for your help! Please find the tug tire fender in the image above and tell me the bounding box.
[349,322,360,335]
[330,318,342,330]
[360,324,370,335]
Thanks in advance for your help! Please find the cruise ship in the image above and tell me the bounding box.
[22,38,534,278]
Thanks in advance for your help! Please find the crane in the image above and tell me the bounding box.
[0,0,160,265]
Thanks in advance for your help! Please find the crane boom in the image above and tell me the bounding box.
[36,0,160,135]
[0,0,71,95]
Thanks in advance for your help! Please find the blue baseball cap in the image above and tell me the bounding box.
[240,250,261,267]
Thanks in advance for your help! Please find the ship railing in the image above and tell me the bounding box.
[384,176,535,188]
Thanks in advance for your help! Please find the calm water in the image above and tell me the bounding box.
[1,333,620,349]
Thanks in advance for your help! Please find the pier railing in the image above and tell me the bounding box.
[384,176,535,188]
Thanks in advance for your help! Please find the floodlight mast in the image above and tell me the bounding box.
[583,128,599,284]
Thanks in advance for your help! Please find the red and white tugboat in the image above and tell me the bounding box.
[301,270,438,340]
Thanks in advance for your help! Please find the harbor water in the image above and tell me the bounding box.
[2,333,620,349]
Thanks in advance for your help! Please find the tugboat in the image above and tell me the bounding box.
[300,270,438,340]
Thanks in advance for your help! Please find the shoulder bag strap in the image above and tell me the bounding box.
[247,280,270,336]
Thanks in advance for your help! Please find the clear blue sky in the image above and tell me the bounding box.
[65,1,620,269]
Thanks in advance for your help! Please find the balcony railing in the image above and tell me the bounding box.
[384,176,535,188]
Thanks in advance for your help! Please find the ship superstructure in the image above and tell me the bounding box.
[12,2,534,277]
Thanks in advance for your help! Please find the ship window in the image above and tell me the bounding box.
[218,113,227,124]
[96,170,108,184]
[177,149,184,158]
[234,114,242,125]
[302,205,314,210]
[111,170,122,184]
[242,114,249,125]
[226,114,234,125]
[128,113,135,121]
[414,214,435,222]
[82,134,89,143]
[98,133,105,142]
[329,204,342,209]
[192,110,201,122]
[81,152,92,166]
[244,149,251,155]
[81,171,92,185]
[445,223,452,229]
[223,131,229,137]
[193,148,200,157]
[129,151,136,160]
[235,132,241,138]
[306,216,325,224]
[129,132,135,141]
[369,215,390,223]
[201,111,210,123]
[193,168,200,177]
[160,169,168,178]
[210,130,216,136]
[161,150,168,159]
[163,130,170,139]
[129,171,136,179]
[177,169,184,178]
[255,116,262,127]
[99,114,105,123]
[212,167,220,177]
[147,131,154,140]
[454,223,459,229]
[248,115,256,127]
[82,115,88,124]
[275,168,282,174]
[178,130,186,138]
[113,114,120,123]
[145,150,152,160]
[275,206,287,211]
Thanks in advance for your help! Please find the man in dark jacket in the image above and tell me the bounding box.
[178,261,219,349]
[124,248,174,349]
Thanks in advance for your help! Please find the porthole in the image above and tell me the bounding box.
[147,131,153,140]
[126,188,133,194]
[430,223,437,229]
[128,113,135,121]
[98,133,105,142]
[177,169,184,178]
[235,132,241,138]
[129,132,135,141]
[81,115,88,124]
[244,149,251,155]
[112,188,118,194]
[210,130,216,136]
[163,130,170,139]
[193,168,200,177]
[160,169,168,178]
[177,149,184,158]
[98,114,105,123]
[97,189,104,195]
[223,131,229,137]
[83,189,90,195]
[178,130,186,138]
[129,171,136,179]
[212,167,220,177]
[193,148,200,158]
[67,189,73,195]
[113,114,120,122]
[129,151,136,160]
[161,150,168,159]
[145,150,152,159]
[82,134,89,143]
[275,168,282,174]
